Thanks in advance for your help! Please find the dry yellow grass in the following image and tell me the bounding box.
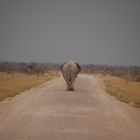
[103,75,140,108]
[0,71,58,101]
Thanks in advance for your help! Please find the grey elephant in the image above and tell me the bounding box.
[61,60,81,91]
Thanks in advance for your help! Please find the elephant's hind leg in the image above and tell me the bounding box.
[65,81,70,91]
[66,81,74,91]
[69,80,75,91]
[68,81,73,91]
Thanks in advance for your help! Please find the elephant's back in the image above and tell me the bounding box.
[63,61,78,72]
[61,61,78,79]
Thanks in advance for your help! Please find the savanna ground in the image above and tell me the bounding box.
[0,71,58,101]
[102,74,140,108]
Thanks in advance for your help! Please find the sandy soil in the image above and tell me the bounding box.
[0,74,140,140]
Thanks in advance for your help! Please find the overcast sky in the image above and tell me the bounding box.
[0,0,140,65]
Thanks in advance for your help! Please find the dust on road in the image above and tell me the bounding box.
[0,74,140,140]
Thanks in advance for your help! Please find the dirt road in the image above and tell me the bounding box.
[0,74,140,140]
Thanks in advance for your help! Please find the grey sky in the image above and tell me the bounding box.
[0,0,140,65]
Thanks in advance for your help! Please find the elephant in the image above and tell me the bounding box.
[61,60,81,91]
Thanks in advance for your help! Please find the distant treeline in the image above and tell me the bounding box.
[0,61,59,75]
[82,64,140,82]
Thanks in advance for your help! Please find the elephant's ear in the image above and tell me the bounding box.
[75,62,81,74]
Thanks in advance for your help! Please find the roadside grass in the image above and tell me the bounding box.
[0,71,58,101]
[103,75,140,108]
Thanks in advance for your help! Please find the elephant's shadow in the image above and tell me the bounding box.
[56,89,92,94]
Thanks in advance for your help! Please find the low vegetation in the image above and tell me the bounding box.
[103,75,140,108]
[0,71,58,101]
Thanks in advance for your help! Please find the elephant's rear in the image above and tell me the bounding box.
[61,61,81,91]
[61,62,77,82]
